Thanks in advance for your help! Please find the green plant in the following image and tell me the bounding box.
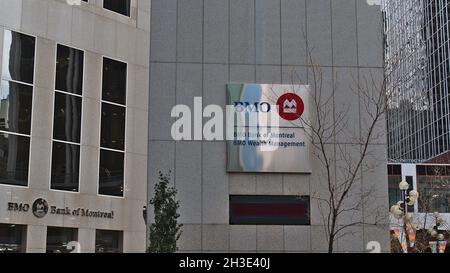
[148,171,182,253]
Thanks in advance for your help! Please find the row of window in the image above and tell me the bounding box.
[387,164,450,213]
[0,224,122,253]
[0,30,127,197]
[81,0,131,17]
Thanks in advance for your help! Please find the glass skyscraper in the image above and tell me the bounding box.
[384,0,450,162]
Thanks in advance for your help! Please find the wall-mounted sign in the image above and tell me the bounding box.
[227,83,312,173]
[7,198,114,219]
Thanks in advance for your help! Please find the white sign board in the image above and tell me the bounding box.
[227,83,312,173]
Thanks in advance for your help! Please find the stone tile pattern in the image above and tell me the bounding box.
[0,0,150,253]
[148,0,390,253]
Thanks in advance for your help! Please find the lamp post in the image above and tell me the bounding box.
[390,179,419,253]
[142,205,147,224]
[427,211,446,253]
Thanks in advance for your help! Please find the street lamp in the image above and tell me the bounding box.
[390,179,419,253]
[427,212,447,253]
[142,205,147,224]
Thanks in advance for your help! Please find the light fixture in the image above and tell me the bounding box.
[399,180,409,191]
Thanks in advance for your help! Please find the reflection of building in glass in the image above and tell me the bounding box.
[0,0,149,253]
[0,95,9,129]
[388,163,450,228]
[384,0,450,162]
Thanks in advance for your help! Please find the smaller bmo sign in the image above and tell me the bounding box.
[227,83,312,173]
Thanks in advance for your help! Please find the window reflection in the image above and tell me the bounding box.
[103,0,131,17]
[0,30,34,188]
[102,58,127,105]
[55,44,84,95]
[95,230,122,253]
[1,30,35,84]
[53,92,82,143]
[0,80,33,135]
[50,142,80,192]
[100,102,125,151]
[99,149,124,197]
[0,224,26,253]
[417,176,450,213]
[0,133,30,186]
[46,227,78,253]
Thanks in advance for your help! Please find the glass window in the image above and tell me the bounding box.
[0,80,33,135]
[0,30,35,188]
[53,92,82,143]
[46,227,78,253]
[99,149,124,197]
[100,102,125,151]
[102,58,127,105]
[417,175,450,213]
[388,175,402,207]
[229,195,310,225]
[50,142,80,192]
[0,224,26,253]
[0,133,30,186]
[417,165,426,175]
[103,0,131,17]
[95,230,122,253]
[2,30,35,84]
[55,44,84,95]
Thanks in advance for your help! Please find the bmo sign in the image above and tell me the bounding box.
[227,83,312,173]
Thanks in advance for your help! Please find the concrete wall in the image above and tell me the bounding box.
[0,0,150,252]
[148,0,390,252]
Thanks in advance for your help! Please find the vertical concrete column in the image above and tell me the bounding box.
[123,231,146,253]
[78,228,96,253]
[26,225,47,253]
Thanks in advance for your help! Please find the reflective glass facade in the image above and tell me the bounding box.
[384,0,450,162]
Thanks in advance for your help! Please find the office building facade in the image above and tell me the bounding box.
[384,0,450,162]
[148,0,390,252]
[0,0,150,252]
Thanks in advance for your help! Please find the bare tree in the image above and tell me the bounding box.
[417,166,450,228]
[286,50,389,253]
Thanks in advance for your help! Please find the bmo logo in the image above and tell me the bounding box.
[233,102,271,113]
[277,93,305,121]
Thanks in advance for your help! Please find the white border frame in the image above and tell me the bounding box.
[48,42,86,194]
[0,28,38,190]
[97,55,128,199]
[102,0,132,18]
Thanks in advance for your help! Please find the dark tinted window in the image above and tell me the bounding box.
[0,133,30,186]
[100,102,125,151]
[417,165,426,175]
[95,230,122,253]
[103,0,131,17]
[102,58,127,105]
[388,175,402,207]
[229,195,310,225]
[55,44,84,95]
[46,227,78,253]
[0,80,33,135]
[392,164,402,175]
[99,149,124,197]
[2,30,35,84]
[0,224,26,253]
[50,142,80,192]
[53,92,82,143]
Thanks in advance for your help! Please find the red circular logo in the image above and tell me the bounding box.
[276,93,304,121]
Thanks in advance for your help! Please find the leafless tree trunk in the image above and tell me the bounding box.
[287,50,389,253]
